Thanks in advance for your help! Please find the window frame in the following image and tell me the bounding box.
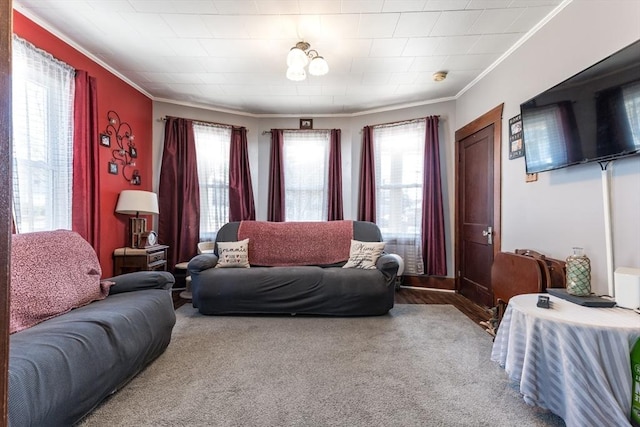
[282,130,331,222]
[193,123,232,241]
[372,120,426,274]
[11,36,75,233]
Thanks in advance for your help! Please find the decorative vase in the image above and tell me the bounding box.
[566,247,591,296]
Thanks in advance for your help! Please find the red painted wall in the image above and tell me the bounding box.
[14,11,154,277]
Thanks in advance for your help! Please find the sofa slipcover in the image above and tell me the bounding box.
[189,221,398,316]
[8,231,176,427]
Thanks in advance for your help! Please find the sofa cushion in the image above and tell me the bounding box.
[343,240,386,269]
[216,238,250,268]
[10,230,108,334]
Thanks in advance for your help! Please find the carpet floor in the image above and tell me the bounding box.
[78,304,565,426]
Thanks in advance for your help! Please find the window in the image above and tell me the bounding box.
[622,81,640,148]
[12,36,75,233]
[283,130,330,221]
[373,120,426,274]
[193,123,231,241]
[522,104,570,170]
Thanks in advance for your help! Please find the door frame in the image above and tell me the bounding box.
[454,104,503,295]
[1,0,12,423]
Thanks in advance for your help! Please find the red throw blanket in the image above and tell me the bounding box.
[10,230,110,334]
[238,220,354,266]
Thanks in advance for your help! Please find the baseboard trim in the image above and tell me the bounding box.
[401,275,455,291]
[399,285,455,293]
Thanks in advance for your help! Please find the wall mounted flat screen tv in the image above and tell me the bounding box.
[521,40,640,174]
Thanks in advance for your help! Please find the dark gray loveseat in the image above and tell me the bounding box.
[188,220,398,316]
[8,230,176,426]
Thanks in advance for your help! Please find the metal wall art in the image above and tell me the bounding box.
[102,110,141,185]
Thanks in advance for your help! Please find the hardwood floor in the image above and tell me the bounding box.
[172,286,492,329]
[395,287,492,327]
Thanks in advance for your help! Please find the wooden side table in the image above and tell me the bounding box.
[174,262,192,300]
[113,245,169,276]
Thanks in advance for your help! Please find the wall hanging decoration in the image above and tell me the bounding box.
[103,110,141,185]
[100,133,111,147]
[108,162,118,175]
[299,118,313,129]
[508,114,524,159]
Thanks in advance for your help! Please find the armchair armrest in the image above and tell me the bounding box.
[376,254,400,281]
[188,254,219,274]
[106,271,175,295]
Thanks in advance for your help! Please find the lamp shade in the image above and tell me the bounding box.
[286,66,306,82]
[308,56,329,76]
[287,46,308,69]
[115,190,159,216]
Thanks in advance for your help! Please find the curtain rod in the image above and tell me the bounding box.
[159,116,242,130]
[261,129,333,135]
[369,115,440,129]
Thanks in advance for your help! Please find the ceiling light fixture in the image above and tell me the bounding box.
[286,41,329,82]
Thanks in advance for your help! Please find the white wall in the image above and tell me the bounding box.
[456,0,640,296]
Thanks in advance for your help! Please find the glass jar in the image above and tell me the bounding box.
[566,247,591,296]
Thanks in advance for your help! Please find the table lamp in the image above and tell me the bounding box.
[115,190,159,248]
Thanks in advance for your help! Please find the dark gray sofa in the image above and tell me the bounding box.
[8,245,176,427]
[188,221,398,316]
[9,270,175,427]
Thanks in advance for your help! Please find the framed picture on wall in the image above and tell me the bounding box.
[508,114,524,159]
[299,119,313,129]
[108,162,118,174]
[131,171,141,185]
[100,133,111,147]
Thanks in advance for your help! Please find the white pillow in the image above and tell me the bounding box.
[215,239,250,268]
[342,240,385,270]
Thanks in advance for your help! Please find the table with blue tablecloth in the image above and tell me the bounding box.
[491,293,640,427]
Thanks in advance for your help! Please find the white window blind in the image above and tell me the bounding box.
[622,81,640,148]
[12,36,75,233]
[373,120,426,274]
[193,123,231,241]
[283,130,330,221]
[522,104,568,170]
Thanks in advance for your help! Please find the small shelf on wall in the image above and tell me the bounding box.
[101,110,141,185]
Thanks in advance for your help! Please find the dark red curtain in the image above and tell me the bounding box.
[72,70,100,256]
[267,129,285,222]
[594,88,633,155]
[229,126,255,221]
[158,117,200,270]
[421,116,447,276]
[557,101,582,162]
[327,129,343,221]
[357,126,376,222]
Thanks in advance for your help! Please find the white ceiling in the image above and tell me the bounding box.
[14,0,568,116]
